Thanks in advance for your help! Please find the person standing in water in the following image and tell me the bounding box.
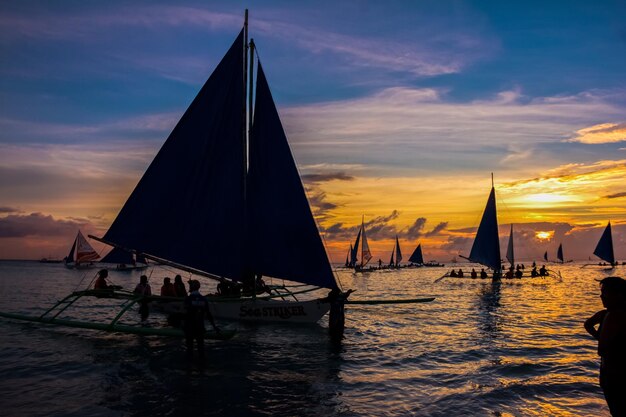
[324,287,355,341]
[184,280,219,362]
[133,275,152,324]
[584,276,626,416]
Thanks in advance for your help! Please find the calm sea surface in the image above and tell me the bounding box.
[0,260,620,416]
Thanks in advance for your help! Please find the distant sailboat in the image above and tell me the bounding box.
[409,243,424,265]
[351,217,373,271]
[394,235,402,267]
[556,243,571,263]
[100,247,148,271]
[506,224,514,269]
[408,243,443,267]
[466,178,501,279]
[65,230,99,269]
[543,251,548,262]
[593,221,615,266]
[388,245,395,268]
[437,176,502,282]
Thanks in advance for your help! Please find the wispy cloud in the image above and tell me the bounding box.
[568,122,626,144]
[283,88,625,176]
[0,7,240,41]
[406,217,448,239]
[0,212,95,238]
[0,207,20,213]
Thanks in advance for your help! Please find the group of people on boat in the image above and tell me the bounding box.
[216,273,270,297]
[446,262,551,280]
[160,275,188,298]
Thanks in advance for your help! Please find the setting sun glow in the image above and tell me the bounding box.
[535,231,553,241]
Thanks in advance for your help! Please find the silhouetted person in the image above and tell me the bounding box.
[457,269,464,278]
[160,277,176,297]
[539,265,548,277]
[470,268,477,278]
[94,269,110,290]
[449,269,458,277]
[184,280,218,362]
[584,276,626,416]
[173,275,187,298]
[324,287,354,341]
[480,268,488,279]
[133,275,151,323]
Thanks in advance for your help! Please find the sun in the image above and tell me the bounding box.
[535,231,553,241]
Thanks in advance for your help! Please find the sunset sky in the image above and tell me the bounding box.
[1,1,625,263]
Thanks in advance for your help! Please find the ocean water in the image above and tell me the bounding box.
[0,260,619,416]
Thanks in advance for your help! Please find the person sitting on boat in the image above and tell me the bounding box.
[255,274,270,295]
[505,267,514,279]
[480,268,488,279]
[457,269,464,278]
[160,277,177,297]
[216,278,229,296]
[539,265,548,277]
[174,275,187,298]
[94,269,110,290]
[531,266,538,277]
[184,280,219,361]
[449,269,458,277]
[134,275,152,323]
[515,265,523,278]
[471,268,477,278]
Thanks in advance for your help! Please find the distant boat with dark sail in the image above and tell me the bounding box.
[100,247,148,271]
[555,243,572,263]
[437,176,560,282]
[349,217,375,272]
[408,243,443,267]
[386,235,403,269]
[64,230,99,269]
[592,221,617,267]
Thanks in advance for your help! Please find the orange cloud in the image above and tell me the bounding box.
[568,122,626,144]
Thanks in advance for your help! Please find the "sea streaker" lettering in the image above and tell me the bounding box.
[239,305,307,319]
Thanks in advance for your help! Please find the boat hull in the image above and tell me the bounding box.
[208,298,330,323]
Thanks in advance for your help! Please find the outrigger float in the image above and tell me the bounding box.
[0,288,233,340]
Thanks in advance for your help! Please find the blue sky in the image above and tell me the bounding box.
[1,1,626,260]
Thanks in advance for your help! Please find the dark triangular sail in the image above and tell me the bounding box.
[247,63,336,289]
[409,243,424,264]
[506,224,514,266]
[557,243,564,263]
[66,238,76,263]
[395,236,403,265]
[351,229,361,267]
[103,31,246,280]
[468,187,501,271]
[593,222,615,265]
[101,247,134,265]
[360,221,372,266]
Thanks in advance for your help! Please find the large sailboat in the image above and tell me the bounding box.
[64,230,100,269]
[92,13,339,323]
